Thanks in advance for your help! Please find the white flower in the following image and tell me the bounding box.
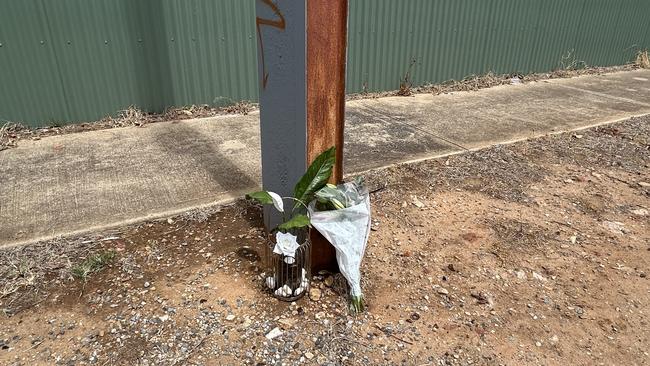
[267,191,284,213]
[273,232,299,258]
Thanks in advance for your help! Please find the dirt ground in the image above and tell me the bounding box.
[1,116,649,366]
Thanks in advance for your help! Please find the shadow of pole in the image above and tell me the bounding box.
[151,122,259,193]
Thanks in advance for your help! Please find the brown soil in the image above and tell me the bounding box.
[1,117,649,365]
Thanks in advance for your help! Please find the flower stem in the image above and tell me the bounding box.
[282,197,309,214]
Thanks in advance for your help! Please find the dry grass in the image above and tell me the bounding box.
[526,116,650,174]
[180,205,224,223]
[104,106,150,128]
[160,101,256,121]
[0,259,36,300]
[410,144,548,203]
[0,122,27,151]
[220,101,256,115]
[489,218,555,252]
[425,72,512,95]
[396,58,418,96]
[0,236,101,315]
[558,49,587,71]
[347,63,637,101]
[636,50,650,69]
[0,101,258,149]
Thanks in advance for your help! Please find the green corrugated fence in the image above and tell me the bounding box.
[1,0,649,127]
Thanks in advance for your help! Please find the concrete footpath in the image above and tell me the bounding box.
[1,70,650,247]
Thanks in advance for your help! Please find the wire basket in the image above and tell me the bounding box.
[263,234,312,302]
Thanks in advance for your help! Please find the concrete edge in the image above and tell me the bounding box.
[0,190,251,250]
[346,111,650,177]
[4,112,648,250]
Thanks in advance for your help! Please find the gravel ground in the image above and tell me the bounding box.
[1,116,648,365]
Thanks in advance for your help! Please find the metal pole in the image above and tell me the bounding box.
[306,0,348,272]
[255,0,348,272]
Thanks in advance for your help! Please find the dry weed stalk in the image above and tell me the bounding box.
[0,122,27,151]
[107,106,150,127]
[636,50,650,69]
[397,58,418,96]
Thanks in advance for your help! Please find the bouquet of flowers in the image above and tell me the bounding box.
[309,177,371,313]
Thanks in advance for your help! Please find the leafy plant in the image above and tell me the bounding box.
[293,146,336,209]
[314,177,366,211]
[247,146,336,233]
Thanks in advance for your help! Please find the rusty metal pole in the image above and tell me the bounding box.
[306,0,348,272]
[255,0,347,272]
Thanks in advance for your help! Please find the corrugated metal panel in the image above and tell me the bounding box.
[1,1,649,127]
[0,1,69,126]
[0,0,259,125]
[346,0,650,93]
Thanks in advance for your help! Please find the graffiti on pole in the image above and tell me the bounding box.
[256,0,286,89]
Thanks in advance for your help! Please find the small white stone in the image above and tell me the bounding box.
[226,314,236,321]
[265,327,283,340]
[412,196,425,208]
[532,272,547,282]
[281,285,292,297]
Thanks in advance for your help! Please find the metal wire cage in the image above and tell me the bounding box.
[263,231,312,302]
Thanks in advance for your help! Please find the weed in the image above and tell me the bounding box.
[361,81,369,94]
[71,251,116,282]
[0,122,27,151]
[636,50,650,69]
[397,58,418,96]
[0,259,36,298]
[559,49,587,71]
[47,121,64,128]
[107,106,150,127]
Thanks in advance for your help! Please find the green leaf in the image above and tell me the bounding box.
[277,214,310,231]
[293,146,336,208]
[247,191,273,205]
